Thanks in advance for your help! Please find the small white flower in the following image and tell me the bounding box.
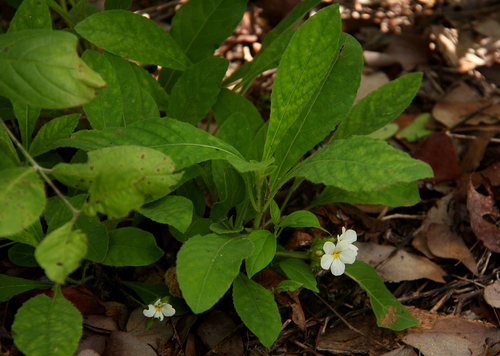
[143,299,175,321]
[321,228,358,276]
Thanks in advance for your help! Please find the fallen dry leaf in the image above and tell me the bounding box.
[196,311,243,356]
[380,346,418,356]
[102,331,157,356]
[357,242,446,283]
[466,178,500,252]
[75,334,106,356]
[125,307,174,349]
[484,280,500,309]
[427,223,477,275]
[432,101,500,127]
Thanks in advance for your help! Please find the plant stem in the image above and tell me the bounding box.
[274,250,309,260]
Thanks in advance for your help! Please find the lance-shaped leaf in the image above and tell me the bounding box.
[245,230,276,278]
[288,136,433,192]
[11,103,40,152]
[53,118,245,170]
[12,286,82,356]
[0,167,45,236]
[29,114,80,157]
[35,222,87,284]
[167,58,228,125]
[332,72,423,140]
[8,0,51,32]
[0,29,106,109]
[0,274,51,302]
[279,258,319,292]
[262,5,341,161]
[177,234,253,313]
[346,260,419,331]
[0,121,21,165]
[139,195,193,234]
[75,10,190,71]
[210,161,245,222]
[233,273,281,347]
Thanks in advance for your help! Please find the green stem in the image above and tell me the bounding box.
[274,250,309,260]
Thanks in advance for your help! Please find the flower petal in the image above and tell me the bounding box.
[330,258,345,276]
[161,304,176,317]
[339,249,357,264]
[143,305,156,318]
[321,253,334,270]
[323,241,335,254]
[155,311,164,321]
[153,299,162,306]
[340,229,357,244]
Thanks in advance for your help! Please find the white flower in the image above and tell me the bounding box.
[143,299,175,321]
[321,228,358,276]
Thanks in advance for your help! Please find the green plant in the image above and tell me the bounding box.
[0,0,433,353]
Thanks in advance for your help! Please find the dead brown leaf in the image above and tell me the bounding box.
[466,178,500,252]
[484,280,500,309]
[102,331,157,356]
[196,311,243,356]
[432,101,500,127]
[125,307,174,349]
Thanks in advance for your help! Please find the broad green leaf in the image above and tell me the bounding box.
[12,102,40,152]
[368,123,399,140]
[346,260,419,330]
[139,195,193,233]
[246,121,268,162]
[227,156,275,173]
[104,0,131,10]
[209,222,243,235]
[9,243,38,267]
[35,222,87,284]
[0,29,106,109]
[279,258,319,293]
[232,273,281,347]
[310,181,422,209]
[277,280,303,292]
[29,114,80,157]
[74,214,108,263]
[0,167,45,236]
[170,217,212,243]
[130,63,169,112]
[177,234,253,313]
[332,72,423,140]
[0,274,50,302]
[212,89,263,136]
[103,53,159,126]
[175,178,205,217]
[263,5,341,161]
[12,286,82,356]
[245,230,276,278]
[217,113,252,156]
[270,200,280,226]
[210,161,246,222]
[278,210,325,231]
[53,118,245,170]
[75,10,190,71]
[396,113,434,142]
[170,0,246,64]
[102,227,163,266]
[81,50,124,129]
[52,146,182,219]
[6,219,44,246]
[0,121,20,165]
[167,58,228,125]
[270,33,362,190]
[288,136,434,192]
[46,194,87,233]
[8,0,51,32]
[0,150,16,169]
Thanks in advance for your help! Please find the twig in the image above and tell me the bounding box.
[204,323,245,356]
[446,132,500,143]
[380,213,425,221]
[447,101,497,133]
[313,292,390,351]
[375,226,424,270]
[134,0,180,14]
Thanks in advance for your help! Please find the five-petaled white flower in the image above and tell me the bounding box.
[321,228,358,276]
[143,299,175,321]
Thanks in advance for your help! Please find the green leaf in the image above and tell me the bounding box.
[52,146,181,219]
[279,258,319,292]
[177,234,253,313]
[8,0,51,32]
[6,220,44,246]
[75,10,191,71]
[0,29,106,109]
[217,113,253,157]
[139,195,193,233]
[396,113,434,142]
[212,88,263,136]
[122,281,189,315]
[0,167,45,236]
[46,194,87,233]
[0,274,50,302]
[81,50,124,129]
[74,214,108,263]
[210,161,245,222]
[368,123,399,140]
[245,230,276,278]
[270,33,362,190]
[102,227,163,266]
[8,243,38,267]
[130,63,169,112]
[278,210,325,231]
[289,136,434,191]
[104,0,131,10]
[170,217,212,243]
[12,102,41,152]
[346,260,419,331]
[12,286,82,356]
[103,53,159,126]
[170,0,247,64]
[0,122,20,165]
[276,280,303,292]
[227,156,275,174]
[29,114,80,157]
[53,118,245,170]
[310,181,422,209]
[35,222,87,284]
[269,200,280,226]
[332,72,423,140]
[167,57,228,125]
[263,5,341,161]
[232,273,281,347]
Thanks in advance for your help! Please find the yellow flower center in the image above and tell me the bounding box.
[155,306,162,312]
[333,251,340,259]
